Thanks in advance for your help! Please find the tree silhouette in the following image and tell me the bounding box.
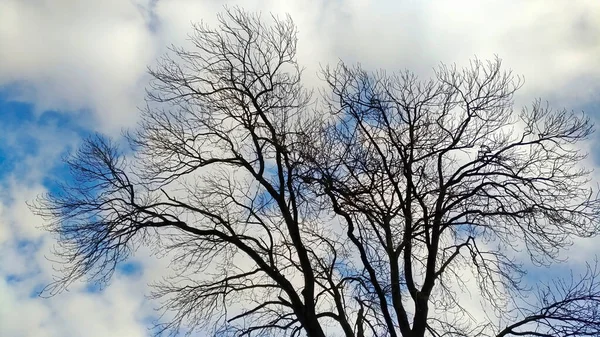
[31,7,600,337]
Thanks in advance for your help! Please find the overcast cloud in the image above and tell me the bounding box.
[1,1,600,336]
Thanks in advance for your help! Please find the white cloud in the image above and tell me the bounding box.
[0,0,157,133]
[2,0,598,131]
[1,0,600,336]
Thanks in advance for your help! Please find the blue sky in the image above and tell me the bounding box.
[1,1,600,336]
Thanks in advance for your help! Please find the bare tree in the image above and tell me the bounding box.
[31,7,600,337]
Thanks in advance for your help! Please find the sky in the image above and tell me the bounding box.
[1,0,600,336]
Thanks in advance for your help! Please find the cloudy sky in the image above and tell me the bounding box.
[1,0,600,336]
